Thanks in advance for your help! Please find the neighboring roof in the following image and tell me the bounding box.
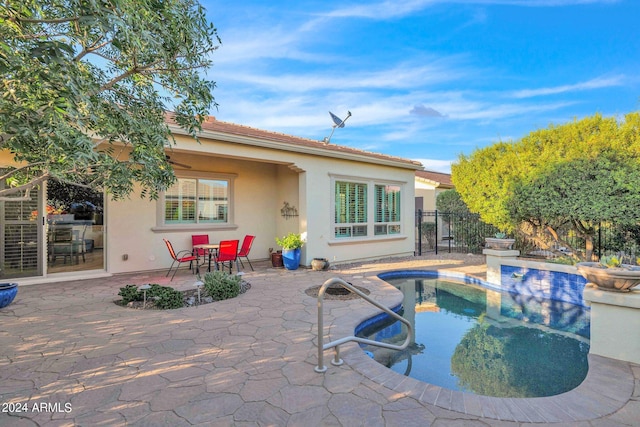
[415,170,454,188]
[166,114,423,170]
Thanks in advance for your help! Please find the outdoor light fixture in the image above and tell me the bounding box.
[323,110,352,144]
[194,280,203,305]
[140,284,151,309]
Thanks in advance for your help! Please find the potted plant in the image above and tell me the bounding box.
[276,233,304,270]
[576,255,640,292]
[484,232,516,250]
[0,282,18,309]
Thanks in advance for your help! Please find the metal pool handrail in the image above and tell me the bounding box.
[315,277,413,373]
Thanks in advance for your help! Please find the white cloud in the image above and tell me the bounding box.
[322,0,620,20]
[511,75,625,98]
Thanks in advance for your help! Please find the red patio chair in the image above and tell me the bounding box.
[216,239,240,273]
[191,234,209,269]
[237,235,255,271]
[164,238,198,280]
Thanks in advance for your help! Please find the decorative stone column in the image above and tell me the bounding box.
[483,248,520,286]
[583,285,640,364]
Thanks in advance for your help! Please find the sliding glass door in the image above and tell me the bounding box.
[0,177,105,280]
[46,180,104,274]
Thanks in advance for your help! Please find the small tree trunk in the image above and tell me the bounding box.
[585,235,594,261]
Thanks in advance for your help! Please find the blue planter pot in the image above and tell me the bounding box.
[282,248,301,270]
[0,282,18,309]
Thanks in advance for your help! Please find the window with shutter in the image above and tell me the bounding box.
[334,181,368,238]
[333,178,402,239]
[165,178,229,224]
[374,184,401,235]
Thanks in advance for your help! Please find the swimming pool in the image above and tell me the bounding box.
[355,272,590,398]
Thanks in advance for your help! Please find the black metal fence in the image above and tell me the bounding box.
[415,210,498,255]
[415,210,640,261]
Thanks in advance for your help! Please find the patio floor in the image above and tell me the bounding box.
[1,254,638,426]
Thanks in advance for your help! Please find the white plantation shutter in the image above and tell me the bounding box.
[1,181,40,277]
[166,178,228,224]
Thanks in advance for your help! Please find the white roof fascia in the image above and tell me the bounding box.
[169,125,422,171]
[415,176,441,186]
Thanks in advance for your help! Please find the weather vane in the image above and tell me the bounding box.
[322,110,352,144]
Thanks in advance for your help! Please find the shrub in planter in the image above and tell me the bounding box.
[118,284,143,304]
[147,284,184,309]
[203,271,241,300]
[118,284,185,309]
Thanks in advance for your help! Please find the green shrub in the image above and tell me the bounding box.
[146,284,185,309]
[118,285,143,304]
[547,256,576,265]
[203,271,241,300]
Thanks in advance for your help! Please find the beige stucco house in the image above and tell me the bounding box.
[414,169,454,212]
[0,116,423,284]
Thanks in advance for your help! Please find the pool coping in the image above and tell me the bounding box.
[327,269,637,423]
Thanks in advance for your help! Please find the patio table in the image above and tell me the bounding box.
[193,243,220,272]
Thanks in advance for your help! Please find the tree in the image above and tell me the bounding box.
[451,112,640,259]
[0,0,220,200]
[436,189,471,215]
[509,155,640,260]
[435,188,498,252]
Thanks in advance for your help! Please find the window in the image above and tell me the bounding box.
[374,184,401,235]
[333,178,403,239]
[335,181,367,237]
[164,177,229,225]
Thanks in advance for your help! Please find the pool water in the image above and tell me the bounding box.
[356,277,590,398]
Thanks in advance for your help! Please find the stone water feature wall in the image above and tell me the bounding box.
[484,249,640,365]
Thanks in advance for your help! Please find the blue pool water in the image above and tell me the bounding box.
[356,274,590,398]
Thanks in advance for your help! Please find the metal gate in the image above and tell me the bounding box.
[415,210,498,255]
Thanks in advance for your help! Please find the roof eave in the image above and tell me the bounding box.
[169,125,423,171]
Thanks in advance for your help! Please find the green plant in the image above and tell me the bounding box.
[494,232,507,239]
[145,284,185,309]
[203,271,241,300]
[118,285,143,304]
[547,256,576,266]
[276,232,304,250]
[600,255,622,268]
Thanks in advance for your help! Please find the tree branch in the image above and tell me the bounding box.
[0,173,49,199]
[0,163,47,182]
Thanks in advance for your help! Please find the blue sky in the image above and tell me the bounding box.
[201,0,639,173]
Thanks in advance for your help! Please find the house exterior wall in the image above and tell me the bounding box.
[298,158,415,265]
[415,180,437,211]
[0,131,418,279]
[105,136,416,272]
[415,178,453,213]
[106,155,281,274]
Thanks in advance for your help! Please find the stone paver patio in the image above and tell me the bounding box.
[1,254,638,426]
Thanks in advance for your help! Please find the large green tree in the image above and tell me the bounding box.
[509,155,640,260]
[0,0,220,200]
[436,189,471,215]
[452,112,640,259]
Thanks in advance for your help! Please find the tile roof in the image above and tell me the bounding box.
[415,170,454,187]
[166,114,423,169]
